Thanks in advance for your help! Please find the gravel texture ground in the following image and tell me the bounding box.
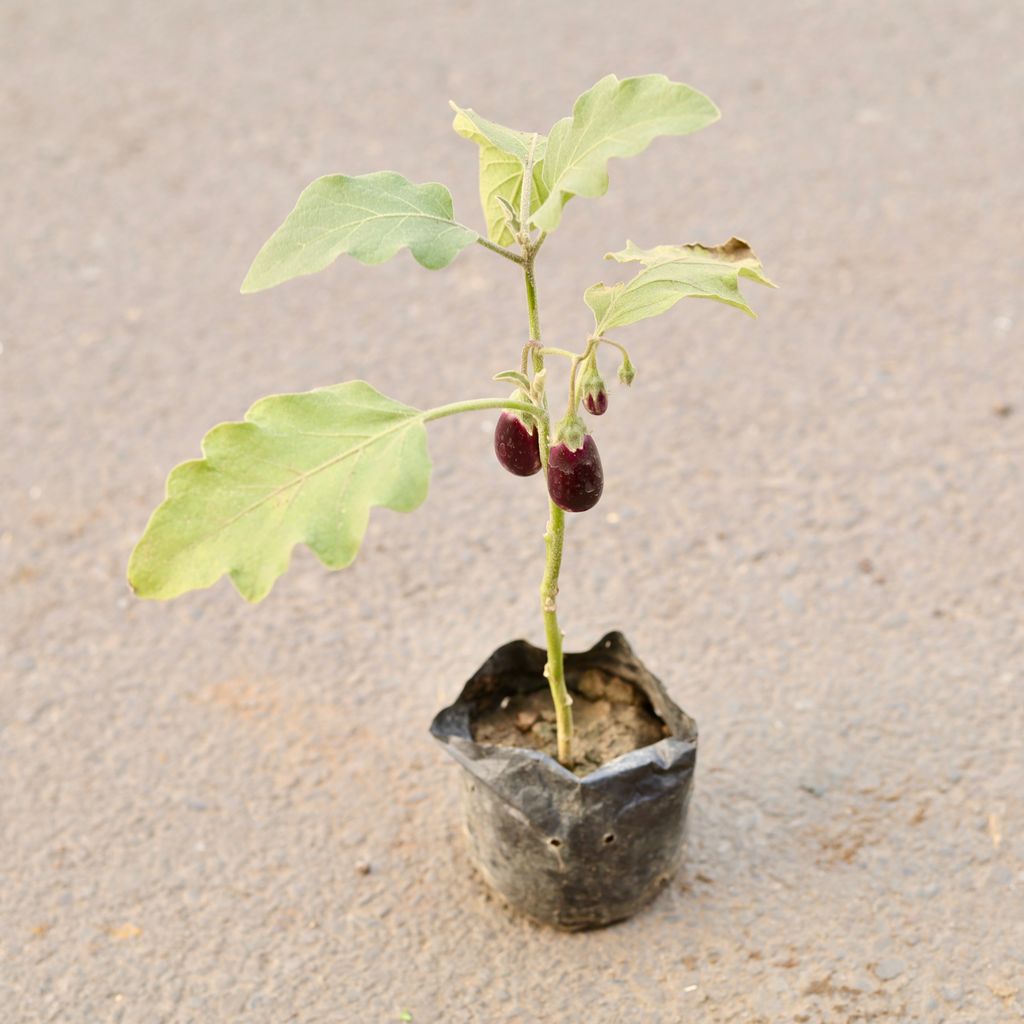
[2,2,1022,1021]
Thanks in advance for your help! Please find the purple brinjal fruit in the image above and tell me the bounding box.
[547,434,604,512]
[494,412,542,477]
[583,386,608,416]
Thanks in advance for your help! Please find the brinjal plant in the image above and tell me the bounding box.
[128,73,774,768]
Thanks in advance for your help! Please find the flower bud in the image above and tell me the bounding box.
[617,355,636,387]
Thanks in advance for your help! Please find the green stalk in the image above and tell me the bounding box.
[523,249,574,767]
[423,397,542,423]
[524,260,542,346]
[541,496,572,765]
[475,236,524,265]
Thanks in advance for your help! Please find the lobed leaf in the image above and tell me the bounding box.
[532,74,720,233]
[128,382,431,602]
[241,171,478,292]
[451,104,547,246]
[585,237,776,333]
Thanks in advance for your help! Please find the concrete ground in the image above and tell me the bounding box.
[2,2,1022,1021]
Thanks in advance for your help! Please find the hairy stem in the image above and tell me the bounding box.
[475,237,525,265]
[537,346,577,360]
[567,354,582,413]
[541,495,572,766]
[423,397,543,423]
[519,134,538,231]
[565,338,597,417]
[524,259,541,344]
[523,251,573,767]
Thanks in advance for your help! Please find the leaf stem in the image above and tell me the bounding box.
[475,236,525,265]
[423,397,544,423]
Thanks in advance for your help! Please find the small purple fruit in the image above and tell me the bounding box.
[494,412,542,477]
[547,434,604,512]
[583,387,608,416]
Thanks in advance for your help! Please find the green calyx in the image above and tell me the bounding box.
[553,413,587,451]
[507,387,539,430]
[578,355,606,404]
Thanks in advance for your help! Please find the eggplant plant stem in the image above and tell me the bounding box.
[523,248,574,767]
[541,498,573,765]
[524,261,542,348]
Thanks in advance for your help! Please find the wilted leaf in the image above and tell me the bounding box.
[128,382,431,602]
[531,74,719,232]
[585,237,775,333]
[241,172,477,292]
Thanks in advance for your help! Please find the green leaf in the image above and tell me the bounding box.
[493,369,531,389]
[585,237,776,333]
[478,148,546,246]
[450,104,547,165]
[241,172,478,292]
[451,105,548,246]
[532,74,720,233]
[128,382,431,602]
